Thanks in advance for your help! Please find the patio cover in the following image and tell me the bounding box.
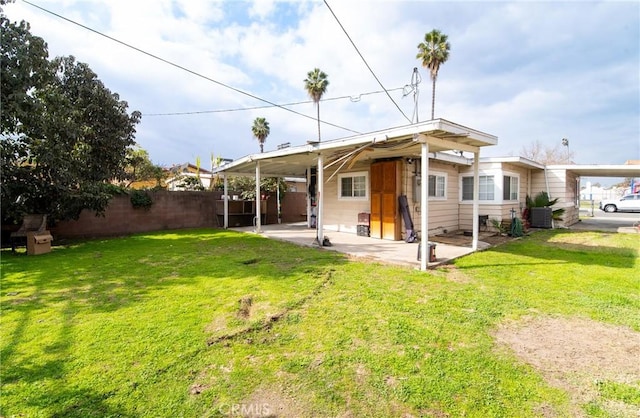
[213,118,498,270]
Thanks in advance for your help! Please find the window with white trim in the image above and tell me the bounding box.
[462,175,495,201]
[428,174,446,198]
[338,172,368,199]
[503,175,519,201]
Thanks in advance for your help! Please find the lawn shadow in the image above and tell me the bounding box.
[0,228,344,416]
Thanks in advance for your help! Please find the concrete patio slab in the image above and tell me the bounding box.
[231,223,493,269]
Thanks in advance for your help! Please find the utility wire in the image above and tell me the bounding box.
[21,0,361,134]
[144,87,404,116]
[323,0,412,124]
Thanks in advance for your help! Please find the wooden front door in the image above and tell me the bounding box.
[370,160,401,240]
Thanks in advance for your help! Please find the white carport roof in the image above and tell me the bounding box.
[480,158,640,178]
[546,164,640,178]
[213,118,497,177]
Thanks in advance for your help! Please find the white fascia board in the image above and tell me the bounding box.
[431,151,472,165]
[480,156,545,169]
[433,119,498,145]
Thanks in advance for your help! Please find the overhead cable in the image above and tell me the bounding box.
[323,0,412,124]
[21,0,361,134]
[144,87,404,116]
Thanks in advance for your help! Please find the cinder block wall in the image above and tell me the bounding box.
[52,191,222,239]
[49,191,308,240]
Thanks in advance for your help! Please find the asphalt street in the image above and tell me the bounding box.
[573,208,640,233]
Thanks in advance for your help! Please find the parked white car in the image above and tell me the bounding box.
[599,193,640,213]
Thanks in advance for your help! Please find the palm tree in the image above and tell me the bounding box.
[251,117,270,153]
[416,29,450,120]
[304,68,329,142]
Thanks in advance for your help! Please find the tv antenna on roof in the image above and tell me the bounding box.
[403,67,422,124]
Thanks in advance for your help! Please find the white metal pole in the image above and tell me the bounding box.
[277,177,281,224]
[255,161,261,233]
[223,174,229,229]
[420,142,429,270]
[306,166,312,228]
[472,151,480,251]
[317,154,324,245]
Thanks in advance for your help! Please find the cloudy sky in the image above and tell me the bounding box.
[5,0,639,172]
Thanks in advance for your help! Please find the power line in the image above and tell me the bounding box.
[21,0,361,135]
[144,87,404,116]
[323,0,412,124]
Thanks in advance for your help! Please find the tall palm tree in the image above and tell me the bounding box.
[251,117,270,153]
[416,29,450,120]
[304,68,329,142]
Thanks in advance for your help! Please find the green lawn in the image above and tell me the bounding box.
[1,229,639,417]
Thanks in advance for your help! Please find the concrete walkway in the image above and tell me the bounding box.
[231,223,492,269]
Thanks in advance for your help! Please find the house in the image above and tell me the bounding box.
[212,119,640,270]
[214,119,498,270]
[166,162,217,191]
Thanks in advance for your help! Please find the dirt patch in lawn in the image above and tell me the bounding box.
[494,316,640,417]
[430,230,515,248]
[239,386,307,417]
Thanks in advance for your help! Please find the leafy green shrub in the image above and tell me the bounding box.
[130,190,153,210]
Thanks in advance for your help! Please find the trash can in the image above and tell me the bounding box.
[417,242,437,262]
[26,231,53,255]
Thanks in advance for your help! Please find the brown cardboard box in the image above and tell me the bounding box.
[26,231,53,255]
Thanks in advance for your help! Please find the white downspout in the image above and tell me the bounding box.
[472,150,480,251]
[317,154,324,245]
[223,174,229,229]
[420,142,429,270]
[255,161,261,233]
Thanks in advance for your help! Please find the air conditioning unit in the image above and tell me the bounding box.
[530,207,552,228]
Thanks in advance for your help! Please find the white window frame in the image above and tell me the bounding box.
[502,173,520,202]
[461,174,496,202]
[428,172,447,200]
[338,171,368,200]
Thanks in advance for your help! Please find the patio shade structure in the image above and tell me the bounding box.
[213,119,498,271]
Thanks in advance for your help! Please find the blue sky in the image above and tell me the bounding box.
[5,0,640,176]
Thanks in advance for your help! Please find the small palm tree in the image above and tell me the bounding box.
[416,29,450,120]
[251,117,270,153]
[304,68,329,142]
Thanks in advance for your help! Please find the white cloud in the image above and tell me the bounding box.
[3,0,638,168]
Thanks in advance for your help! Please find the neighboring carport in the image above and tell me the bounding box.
[549,164,640,180]
[212,119,497,271]
[543,163,640,227]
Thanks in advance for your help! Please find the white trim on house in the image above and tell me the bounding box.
[428,171,448,200]
[337,171,369,201]
[502,171,520,202]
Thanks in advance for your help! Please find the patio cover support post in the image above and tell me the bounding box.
[420,142,429,271]
[223,174,229,229]
[317,154,324,245]
[277,176,281,224]
[472,150,480,250]
[255,161,262,233]
[306,166,312,228]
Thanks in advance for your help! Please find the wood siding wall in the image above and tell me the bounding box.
[322,159,462,240]
[534,168,579,227]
